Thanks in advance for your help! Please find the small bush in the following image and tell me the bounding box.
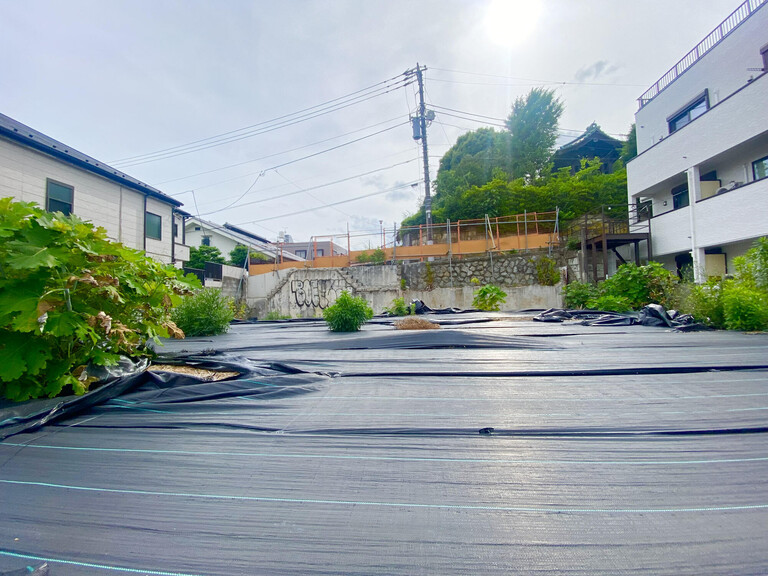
[472,284,507,311]
[384,297,414,316]
[587,294,632,312]
[535,256,561,286]
[600,262,678,310]
[400,277,407,290]
[722,283,768,331]
[323,291,373,332]
[171,288,235,337]
[424,262,435,289]
[686,280,726,328]
[563,281,599,309]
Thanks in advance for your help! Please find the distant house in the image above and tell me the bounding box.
[281,240,348,260]
[626,0,768,281]
[0,112,189,266]
[185,217,304,264]
[552,123,623,174]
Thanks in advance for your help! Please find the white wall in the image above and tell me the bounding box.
[0,136,177,263]
[628,72,768,197]
[635,5,768,153]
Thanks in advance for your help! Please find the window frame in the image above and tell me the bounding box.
[753,155,768,181]
[46,179,74,215]
[667,90,709,135]
[671,183,689,211]
[145,212,162,241]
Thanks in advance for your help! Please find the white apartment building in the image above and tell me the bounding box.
[627,0,768,281]
[0,112,189,266]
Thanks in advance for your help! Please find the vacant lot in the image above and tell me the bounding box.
[2,314,767,575]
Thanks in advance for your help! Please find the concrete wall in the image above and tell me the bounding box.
[0,136,177,264]
[205,263,248,301]
[248,253,564,318]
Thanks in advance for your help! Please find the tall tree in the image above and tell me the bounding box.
[505,88,564,181]
[618,123,637,166]
[187,245,225,269]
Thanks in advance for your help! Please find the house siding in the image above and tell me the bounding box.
[0,135,176,263]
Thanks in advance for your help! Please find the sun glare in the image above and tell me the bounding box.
[485,0,542,47]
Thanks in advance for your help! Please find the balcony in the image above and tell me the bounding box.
[628,72,768,197]
[638,0,766,108]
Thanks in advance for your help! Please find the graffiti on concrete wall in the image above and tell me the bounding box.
[290,277,350,309]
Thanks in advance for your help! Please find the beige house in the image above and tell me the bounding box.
[0,112,189,266]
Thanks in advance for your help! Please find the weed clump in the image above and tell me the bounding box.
[323,291,373,332]
[172,288,235,337]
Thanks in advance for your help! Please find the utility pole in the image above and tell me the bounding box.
[409,63,433,242]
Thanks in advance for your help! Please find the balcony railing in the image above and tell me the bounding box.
[637,0,766,109]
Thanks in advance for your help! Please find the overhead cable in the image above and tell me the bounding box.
[111,76,413,167]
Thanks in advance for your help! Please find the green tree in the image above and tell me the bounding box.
[618,124,637,166]
[187,245,225,269]
[505,87,564,182]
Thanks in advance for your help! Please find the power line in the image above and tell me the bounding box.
[430,67,647,88]
[197,158,419,215]
[235,180,420,225]
[157,115,405,187]
[111,76,413,168]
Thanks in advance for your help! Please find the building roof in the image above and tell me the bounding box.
[186,217,304,262]
[552,123,623,172]
[0,112,182,207]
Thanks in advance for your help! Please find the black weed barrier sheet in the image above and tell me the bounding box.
[2,313,768,575]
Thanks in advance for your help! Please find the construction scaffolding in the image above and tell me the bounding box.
[250,211,560,276]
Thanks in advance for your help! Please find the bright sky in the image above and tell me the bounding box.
[0,0,740,249]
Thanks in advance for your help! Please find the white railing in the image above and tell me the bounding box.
[638,0,766,108]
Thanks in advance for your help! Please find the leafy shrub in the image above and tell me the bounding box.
[587,294,632,313]
[563,281,599,309]
[472,284,507,311]
[686,280,726,328]
[323,291,373,332]
[400,277,407,290]
[171,288,235,337]
[384,297,415,316]
[0,199,199,401]
[722,283,768,331]
[733,237,768,291]
[600,262,678,310]
[535,256,561,286]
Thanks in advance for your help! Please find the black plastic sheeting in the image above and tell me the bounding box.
[2,314,768,575]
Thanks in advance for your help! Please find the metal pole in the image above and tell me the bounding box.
[415,64,432,242]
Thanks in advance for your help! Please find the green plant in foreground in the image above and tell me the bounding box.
[0,198,199,401]
[384,297,415,316]
[472,284,507,311]
[323,291,373,332]
[171,288,235,337]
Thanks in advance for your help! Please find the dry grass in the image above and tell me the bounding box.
[394,317,440,330]
[149,364,240,381]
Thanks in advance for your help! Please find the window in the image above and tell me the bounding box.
[671,183,689,210]
[753,156,768,181]
[668,91,708,134]
[201,236,211,246]
[46,180,73,215]
[295,250,307,258]
[316,249,324,257]
[145,212,162,240]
